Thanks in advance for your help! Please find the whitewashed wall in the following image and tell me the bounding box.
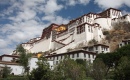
[52,40,75,54]
[110,9,122,18]
[30,38,51,53]
[59,34,74,44]
[56,33,69,40]
[0,64,23,75]
[2,57,18,62]
[94,18,112,30]
[29,58,38,71]
[29,57,54,71]
[85,24,94,42]
[2,57,13,61]
[52,52,96,65]
[112,15,130,25]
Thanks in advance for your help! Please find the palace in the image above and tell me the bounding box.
[15,8,130,64]
[1,8,130,75]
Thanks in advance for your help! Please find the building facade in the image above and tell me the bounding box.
[9,8,130,66]
[19,8,130,55]
[119,39,130,48]
[3,8,130,75]
[0,54,53,75]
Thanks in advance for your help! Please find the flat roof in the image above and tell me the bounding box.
[46,49,96,58]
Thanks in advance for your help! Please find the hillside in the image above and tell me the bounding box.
[103,22,130,52]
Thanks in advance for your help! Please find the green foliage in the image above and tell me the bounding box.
[16,45,25,53]
[96,44,130,69]
[0,76,28,80]
[89,58,107,80]
[53,58,86,80]
[75,59,86,68]
[96,53,115,69]
[105,34,113,41]
[88,39,98,45]
[116,44,130,57]
[1,65,12,78]
[16,45,32,75]
[67,48,73,52]
[96,44,130,79]
[103,30,109,35]
[29,57,51,80]
[114,56,130,80]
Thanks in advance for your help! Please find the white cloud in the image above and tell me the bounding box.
[42,15,69,24]
[0,48,14,55]
[0,0,70,54]
[63,0,90,6]
[94,0,130,9]
[124,0,130,7]
[79,0,90,5]
[43,0,63,15]
[0,39,8,48]
[9,9,37,22]
[122,10,130,15]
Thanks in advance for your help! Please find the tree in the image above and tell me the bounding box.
[96,53,116,76]
[1,65,12,78]
[29,57,51,80]
[116,44,130,57]
[96,44,130,79]
[89,58,107,80]
[114,56,130,80]
[53,58,86,80]
[75,59,86,67]
[16,44,32,75]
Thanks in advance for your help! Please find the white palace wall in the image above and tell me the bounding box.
[20,8,130,54]
[94,18,112,30]
[85,24,94,42]
[30,38,51,53]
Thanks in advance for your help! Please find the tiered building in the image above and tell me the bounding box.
[12,8,130,65]
[1,8,130,75]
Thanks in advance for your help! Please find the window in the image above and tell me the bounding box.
[102,46,104,50]
[106,48,108,51]
[77,25,85,34]
[56,61,58,65]
[82,25,85,32]
[93,54,94,58]
[68,55,70,58]
[88,26,90,32]
[84,53,86,58]
[77,27,80,34]
[57,56,58,60]
[96,51,98,53]
[89,59,91,63]
[77,53,79,57]
[124,42,127,45]
[99,35,101,38]
[91,27,93,33]
[95,46,98,50]
[88,54,90,58]
[72,54,74,58]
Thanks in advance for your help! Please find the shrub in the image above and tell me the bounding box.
[103,31,109,35]
[0,77,28,80]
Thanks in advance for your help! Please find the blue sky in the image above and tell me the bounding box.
[0,0,130,55]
